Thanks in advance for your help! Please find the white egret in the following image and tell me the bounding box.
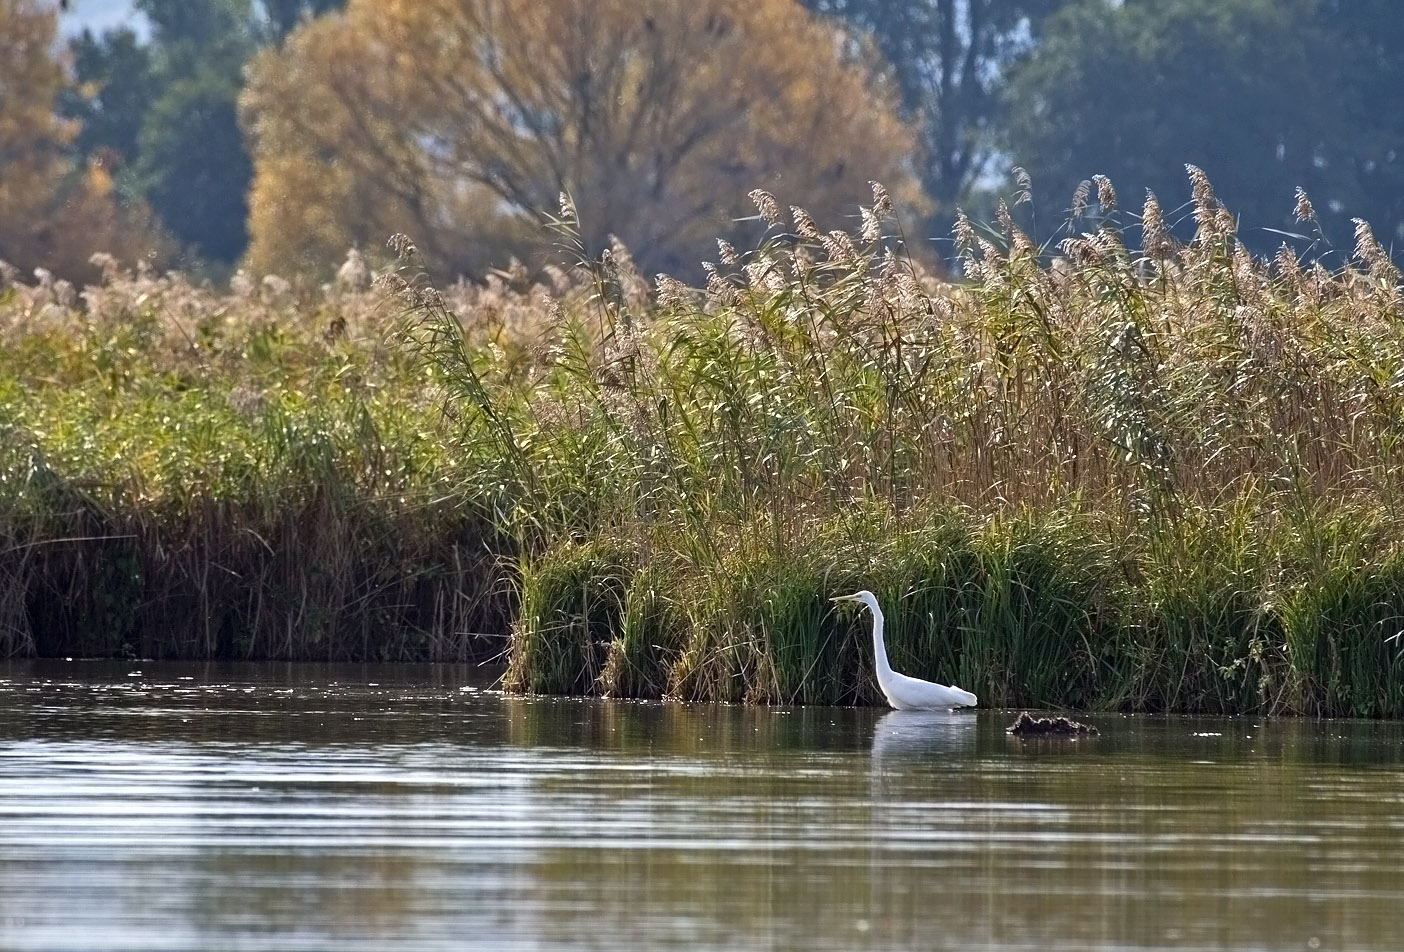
[832,590,978,710]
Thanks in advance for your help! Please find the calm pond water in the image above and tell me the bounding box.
[2,661,1403,951]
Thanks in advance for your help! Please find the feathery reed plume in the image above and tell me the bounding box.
[821,230,858,265]
[791,206,821,242]
[1071,180,1092,219]
[1293,187,1316,224]
[1012,166,1033,206]
[1093,174,1117,214]
[996,199,1014,236]
[859,207,882,244]
[869,180,893,219]
[1352,218,1390,272]
[702,261,738,305]
[387,232,418,262]
[1214,208,1237,239]
[1232,242,1261,294]
[745,256,788,293]
[1141,190,1172,259]
[1274,243,1304,291]
[1186,165,1219,234]
[654,274,691,311]
[749,189,782,228]
[953,209,976,252]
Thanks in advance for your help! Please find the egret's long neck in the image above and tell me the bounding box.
[869,603,894,677]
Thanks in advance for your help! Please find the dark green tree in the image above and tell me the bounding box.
[134,69,253,263]
[63,26,154,168]
[131,1,257,263]
[999,0,1358,252]
[1313,0,1404,247]
[261,0,343,39]
[802,0,1061,221]
[137,0,252,54]
[62,0,347,266]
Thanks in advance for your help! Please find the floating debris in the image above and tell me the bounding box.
[1006,712,1098,737]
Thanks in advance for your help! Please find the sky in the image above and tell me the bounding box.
[58,0,146,37]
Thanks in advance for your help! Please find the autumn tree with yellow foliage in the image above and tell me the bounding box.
[0,0,168,283]
[240,0,922,279]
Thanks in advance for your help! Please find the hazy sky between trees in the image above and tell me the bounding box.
[60,0,142,35]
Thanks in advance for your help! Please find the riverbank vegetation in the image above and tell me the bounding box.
[5,173,1404,715]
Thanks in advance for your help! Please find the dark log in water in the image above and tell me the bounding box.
[1006,712,1098,737]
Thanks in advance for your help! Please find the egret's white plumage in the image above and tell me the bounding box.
[832,590,978,710]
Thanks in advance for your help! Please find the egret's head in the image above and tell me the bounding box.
[831,590,879,612]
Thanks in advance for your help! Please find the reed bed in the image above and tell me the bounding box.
[5,170,1404,714]
[0,258,527,660]
[401,172,1404,715]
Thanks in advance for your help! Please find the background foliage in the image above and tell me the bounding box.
[998,0,1404,255]
[61,0,343,269]
[0,0,169,282]
[5,0,1404,280]
[238,0,920,281]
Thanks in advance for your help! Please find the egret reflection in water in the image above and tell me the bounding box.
[870,709,978,763]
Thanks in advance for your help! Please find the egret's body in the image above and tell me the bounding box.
[833,590,978,710]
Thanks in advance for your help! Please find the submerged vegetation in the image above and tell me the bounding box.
[5,171,1404,716]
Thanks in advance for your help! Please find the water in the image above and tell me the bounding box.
[2,661,1403,951]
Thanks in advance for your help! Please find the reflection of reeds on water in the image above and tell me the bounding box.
[504,694,878,755]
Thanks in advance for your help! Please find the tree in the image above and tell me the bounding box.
[61,1,348,268]
[0,0,73,263]
[127,0,258,265]
[239,0,923,280]
[64,26,156,169]
[0,0,168,281]
[60,0,256,266]
[999,0,1354,252]
[1313,0,1404,245]
[802,0,1061,221]
[134,68,253,264]
[261,0,343,38]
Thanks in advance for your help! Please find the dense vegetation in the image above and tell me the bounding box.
[8,0,1403,283]
[5,174,1404,715]
[0,254,512,661]
[8,1,1403,715]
